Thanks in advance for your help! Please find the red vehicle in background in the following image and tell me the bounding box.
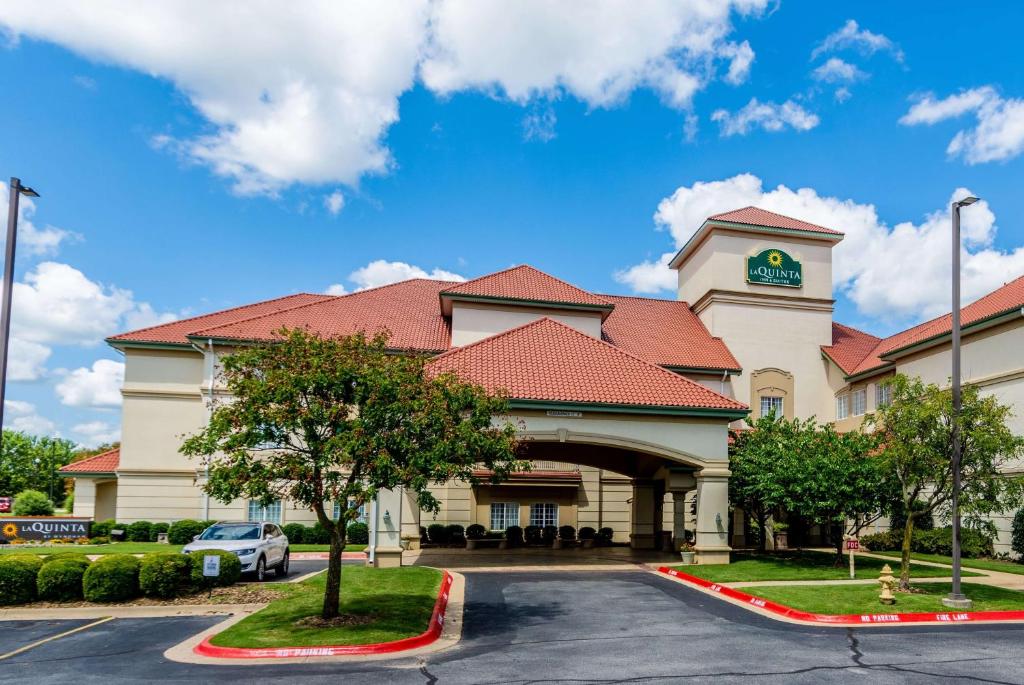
[0,497,11,513]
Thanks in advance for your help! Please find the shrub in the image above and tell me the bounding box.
[524,525,542,545]
[83,554,140,602]
[139,553,194,599]
[90,519,117,539]
[558,525,576,541]
[12,489,54,516]
[89,536,110,545]
[306,522,331,545]
[42,552,91,568]
[126,521,154,542]
[578,527,596,541]
[597,527,614,545]
[446,524,466,544]
[466,524,486,540]
[860,530,901,552]
[913,527,994,558]
[542,525,558,544]
[0,556,42,605]
[63,492,74,512]
[346,522,369,545]
[504,525,524,547]
[419,526,428,543]
[167,519,206,545]
[1013,509,1024,560]
[427,523,449,545]
[282,523,307,544]
[188,549,242,589]
[37,560,88,601]
[150,522,170,542]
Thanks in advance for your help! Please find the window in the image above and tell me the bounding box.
[852,389,867,416]
[836,394,850,420]
[876,382,892,408]
[529,502,559,528]
[333,499,367,523]
[490,502,519,530]
[760,395,784,418]
[247,499,282,523]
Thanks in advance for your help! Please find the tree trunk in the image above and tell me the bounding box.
[898,513,915,591]
[757,510,768,552]
[321,524,348,619]
[832,523,844,566]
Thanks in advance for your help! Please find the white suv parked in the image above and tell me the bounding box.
[182,521,290,581]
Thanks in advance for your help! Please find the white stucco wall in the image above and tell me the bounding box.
[450,301,603,346]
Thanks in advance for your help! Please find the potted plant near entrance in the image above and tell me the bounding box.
[465,524,486,550]
[578,527,596,549]
[773,522,789,550]
[679,540,696,564]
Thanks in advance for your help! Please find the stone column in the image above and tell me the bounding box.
[369,487,405,568]
[694,467,731,564]
[400,489,422,551]
[629,479,657,549]
[672,491,691,549]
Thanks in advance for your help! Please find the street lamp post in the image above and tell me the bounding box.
[942,195,978,611]
[0,178,40,449]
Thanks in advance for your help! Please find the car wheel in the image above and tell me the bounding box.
[275,552,290,578]
[255,556,266,582]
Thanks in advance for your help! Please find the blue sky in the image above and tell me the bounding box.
[1,1,1023,445]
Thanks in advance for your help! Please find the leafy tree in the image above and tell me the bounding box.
[0,431,75,499]
[13,489,55,516]
[870,374,1024,589]
[729,416,794,550]
[182,328,524,619]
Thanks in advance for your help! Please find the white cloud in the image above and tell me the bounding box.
[522,105,557,142]
[899,87,1024,164]
[711,98,819,136]
[3,400,56,436]
[0,181,77,257]
[617,173,1024,324]
[55,359,125,408]
[0,1,767,195]
[812,57,867,84]
[324,190,345,216]
[834,87,852,103]
[348,260,465,291]
[810,19,903,62]
[719,40,755,85]
[8,339,51,382]
[613,252,678,294]
[71,420,120,448]
[324,283,348,296]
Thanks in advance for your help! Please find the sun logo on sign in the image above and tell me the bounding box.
[2,522,17,538]
[767,250,784,268]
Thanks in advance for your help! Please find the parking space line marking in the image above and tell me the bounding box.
[0,616,115,661]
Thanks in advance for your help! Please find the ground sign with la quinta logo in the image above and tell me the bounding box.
[746,248,802,287]
[1,517,91,542]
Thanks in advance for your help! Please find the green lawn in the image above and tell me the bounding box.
[211,566,442,648]
[871,551,1024,576]
[747,582,1024,614]
[0,542,365,555]
[672,551,982,583]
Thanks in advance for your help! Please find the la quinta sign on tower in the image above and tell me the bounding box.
[747,248,802,288]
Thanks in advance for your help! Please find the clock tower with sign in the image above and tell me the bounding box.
[669,207,844,423]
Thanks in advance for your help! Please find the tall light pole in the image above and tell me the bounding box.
[0,178,40,449]
[942,194,978,611]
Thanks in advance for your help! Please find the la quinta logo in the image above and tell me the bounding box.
[746,248,802,288]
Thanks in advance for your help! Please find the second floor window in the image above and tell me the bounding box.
[836,394,850,420]
[852,389,867,416]
[760,395,784,418]
[876,382,893,408]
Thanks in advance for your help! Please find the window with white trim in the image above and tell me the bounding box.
[836,394,850,420]
[852,388,867,416]
[489,502,519,531]
[876,382,892,408]
[529,502,559,528]
[759,395,784,419]
[333,499,367,523]
[247,499,282,523]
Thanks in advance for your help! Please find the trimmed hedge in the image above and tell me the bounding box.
[346,522,368,545]
[167,519,206,545]
[558,525,576,541]
[150,522,170,542]
[861,527,994,558]
[466,524,486,540]
[542,525,558,544]
[504,525,524,547]
[427,523,449,545]
[1012,509,1024,559]
[578,526,596,541]
[126,520,154,542]
[597,527,614,545]
[139,553,194,598]
[0,556,42,605]
[90,519,117,539]
[282,523,306,544]
[188,549,242,589]
[12,489,54,516]
[83,554,140,602]
[524,525,542,545]
[447,524,465,544]
[38,560,88,601]
[42,552,91,568]
[306,522,331,545]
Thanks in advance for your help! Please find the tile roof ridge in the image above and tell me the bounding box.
[595,292,689,305]
[60,447,120,471]
[441,264,612,305]
[109,292,334,341]
[831,321,882,342]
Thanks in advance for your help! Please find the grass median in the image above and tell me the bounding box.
[0,542,365,555]
[869,551,1024,576]
[210,565,442,648]
[745,582,1024,615]
[671,550,982,583]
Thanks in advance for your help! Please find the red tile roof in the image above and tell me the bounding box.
[600,294,740,370]
[821,323,882,375]
[427,317,747,412]
[709,206,844,236]
[189,279,457,351]
[60,448,119,474]
[109,293,334,345]
[827,274,1024,378]
[440,265,613,309]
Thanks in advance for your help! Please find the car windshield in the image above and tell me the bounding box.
[198,524,261,541]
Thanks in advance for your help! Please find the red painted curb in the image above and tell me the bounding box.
[194,570,455,658]
[290,552,365,561]
[657,566,1024,625]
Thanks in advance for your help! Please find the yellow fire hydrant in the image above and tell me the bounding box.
[878,564,896,605]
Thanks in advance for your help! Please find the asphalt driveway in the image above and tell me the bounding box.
[3,568,1024,683]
